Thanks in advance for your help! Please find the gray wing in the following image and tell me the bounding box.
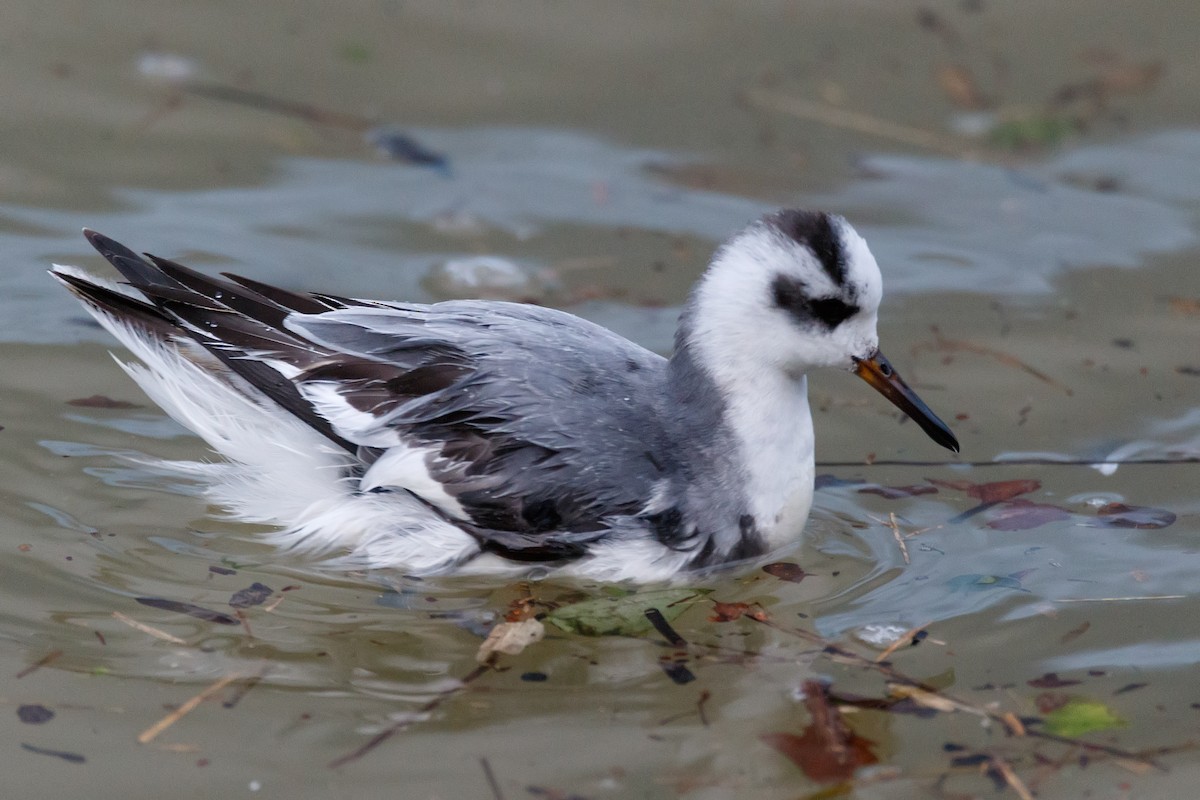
[289,302,671,535]
[69,232,670,558]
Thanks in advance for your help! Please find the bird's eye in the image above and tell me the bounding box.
[807,297,857,328]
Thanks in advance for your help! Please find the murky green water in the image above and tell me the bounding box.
[4,1,1200,797]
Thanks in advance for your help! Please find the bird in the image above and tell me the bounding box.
[52,210,958,583]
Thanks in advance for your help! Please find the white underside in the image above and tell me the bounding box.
[59,266,702,582]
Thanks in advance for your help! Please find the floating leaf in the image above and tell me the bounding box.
[761,681,877,782]
[1042,697,1126,737]
[987,500,1073,531]
[135,597,238,625]
[763,562,808,582]
[708,601,768,623]
[228,582,273,609]
[1094,503,1176,529]
[546,588,708,637]
[476,619,545,663]
[933,478,1041,503]
[1028,672,1081,689]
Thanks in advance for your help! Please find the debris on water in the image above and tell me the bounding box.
[228,582,273,609]
[708,601,767,623]
[858,483,939,499]
[1028,672,1082,689]
[985,499,1073,531]
[67,394,143,409]
[1114,682,1148,695]
[135,597,238,625]
[657,656,695,685]
[852,623,911,649]
[111,611,188,644]
[138,673,246,744]
[1092,502,1176,529]
[546,588,708,637]
[1041,697,1126,737]
[476,618,544,663]
[933,478,1041,505]
[761,680,877,782]
[364,128,449,172]
[20,742,85,764]
[17,705,55,724]
[16,650,62,679]
[644,607,688,644]
[762,562,808,582]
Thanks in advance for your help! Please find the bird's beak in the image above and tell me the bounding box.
[853,350,959,452]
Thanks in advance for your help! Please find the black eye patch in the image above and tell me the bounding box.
[771,274,859,329]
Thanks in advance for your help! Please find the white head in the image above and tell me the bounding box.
[684,209,958,452]
[687,210,882,379]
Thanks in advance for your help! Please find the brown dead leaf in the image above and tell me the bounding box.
[762,562,808,582]
[971,479,1041,503]
[761,680,877,782]
[708,601,769,623]
[476,619,544,663]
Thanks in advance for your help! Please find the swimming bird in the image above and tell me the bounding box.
[52,210,957,582]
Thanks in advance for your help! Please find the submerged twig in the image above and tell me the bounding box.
[111,611,189,645]
[741,87,974,157]
[914,326,1072,395]
[328,663,491,769]
[138,673,245,744]
[16,650,63,679]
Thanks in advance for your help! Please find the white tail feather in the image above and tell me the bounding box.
[61,272,482,573]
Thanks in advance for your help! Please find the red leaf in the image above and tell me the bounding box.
[708,601,768,623]
[931,478,1040,503]
[709,601,749,622]
[986,499,1072,531]
[763,562,808,582]
[1094,503,1176,529]
[761,681,877,782]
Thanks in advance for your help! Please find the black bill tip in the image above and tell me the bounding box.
[853,350,959,453]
